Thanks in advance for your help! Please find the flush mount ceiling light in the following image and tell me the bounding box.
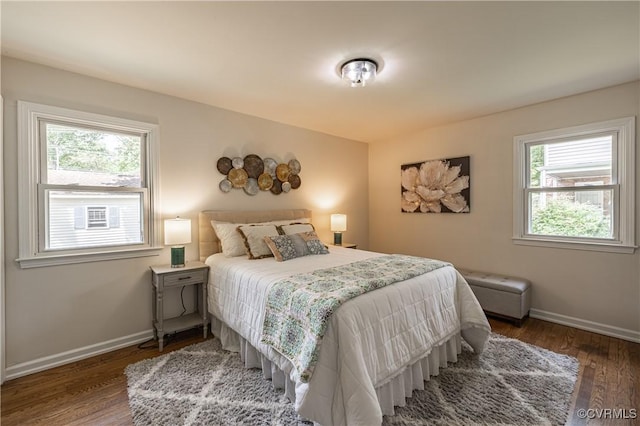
[341,58,378,88]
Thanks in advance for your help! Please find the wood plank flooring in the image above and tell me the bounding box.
[1,318,638,425]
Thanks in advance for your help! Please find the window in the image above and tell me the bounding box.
[513,117,635,253]
[17,101,161,268]
[86,207,108,229]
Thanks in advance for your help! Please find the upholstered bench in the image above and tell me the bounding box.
[458,269,531,327]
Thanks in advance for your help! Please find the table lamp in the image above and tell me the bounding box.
[164,217,191,268]
[330,214,347,246]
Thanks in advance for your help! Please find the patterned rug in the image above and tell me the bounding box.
[125,333,578,425]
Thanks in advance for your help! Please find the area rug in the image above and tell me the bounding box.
[125,333,578,425]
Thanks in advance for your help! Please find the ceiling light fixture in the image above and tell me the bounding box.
[341,58,377,88]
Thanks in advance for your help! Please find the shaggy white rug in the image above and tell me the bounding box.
[125,333,578,425]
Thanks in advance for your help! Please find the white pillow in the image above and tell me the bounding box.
[279,222,315,235]
[211,217,312,257]
[211,221,247,257]
[237,224,280,259]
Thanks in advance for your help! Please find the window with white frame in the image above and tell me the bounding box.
[513,117,635,253]
[86,207,108,229]
[17,101,161,268]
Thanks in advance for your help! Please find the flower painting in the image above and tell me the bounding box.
[401,156,470,213]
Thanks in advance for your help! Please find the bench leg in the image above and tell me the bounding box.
[485,310,528,327]
[513,313,530,327]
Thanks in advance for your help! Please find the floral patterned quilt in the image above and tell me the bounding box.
[260,254,450,382]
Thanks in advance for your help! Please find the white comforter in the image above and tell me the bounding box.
[206,247,490,426]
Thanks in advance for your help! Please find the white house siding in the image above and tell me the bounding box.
[544,136,611,168]
[47,193,142,250]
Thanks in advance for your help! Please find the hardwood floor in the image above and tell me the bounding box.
[1,319,638,425]
[1,328,209,426]
[490,319,639,426]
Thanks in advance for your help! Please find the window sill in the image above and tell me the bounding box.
[16,246,163,269]
[512,237,636,254]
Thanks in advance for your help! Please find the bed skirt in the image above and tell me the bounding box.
[210,316,462,419]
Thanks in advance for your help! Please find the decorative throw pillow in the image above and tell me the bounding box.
[237,224,280,259]
[278,222,316,235]
[211,221,247,257]
[264,234,309,262]
[299,231,330,255]
[264,231,329,262]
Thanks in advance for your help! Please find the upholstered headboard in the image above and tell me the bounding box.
[198,209,312,262]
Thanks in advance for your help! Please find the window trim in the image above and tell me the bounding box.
[17,101,162,268]
[513,117,636,254]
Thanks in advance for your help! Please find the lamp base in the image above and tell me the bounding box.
[333,232,342,246]
[171,246,185,268]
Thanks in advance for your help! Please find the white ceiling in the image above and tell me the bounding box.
[2,1,639,143]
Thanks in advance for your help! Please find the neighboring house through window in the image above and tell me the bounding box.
[17,101,161,267]
[513,117,635,253]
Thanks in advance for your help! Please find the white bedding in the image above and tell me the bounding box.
[206,246,490,426]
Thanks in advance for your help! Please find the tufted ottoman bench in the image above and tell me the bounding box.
[458,269,532,327]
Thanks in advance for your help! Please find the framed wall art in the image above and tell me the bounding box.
[401,155,470,213]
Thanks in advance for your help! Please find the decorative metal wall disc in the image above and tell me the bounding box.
[219,178,232,193]
[263,158,277,177]
[243,154,264,178]
[288,174,301,189]
[244,178,259,195]
[228,168,248,188]
[217,157,232,175]
[281,181,292,193]
[231,157,244,169]
[270,179,282,194]
[288,159,301,175]
[258,173,274,190]
[276,163,290,182]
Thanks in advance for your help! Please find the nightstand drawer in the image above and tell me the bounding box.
[163,270,206,287]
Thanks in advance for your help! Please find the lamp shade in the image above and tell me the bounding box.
[330,214,347,232]
[164,217,192,246]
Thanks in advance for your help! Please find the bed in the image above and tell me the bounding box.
[199,209,490,426]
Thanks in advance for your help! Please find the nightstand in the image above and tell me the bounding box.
[150,262,209,351]
[332,243,357,249]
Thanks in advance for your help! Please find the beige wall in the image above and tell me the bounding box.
[369,81,640,334]
[1,57,368,370]
[2,56,638,375]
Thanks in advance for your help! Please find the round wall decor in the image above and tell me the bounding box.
[217,153,301,196]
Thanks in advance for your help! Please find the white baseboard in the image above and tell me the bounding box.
[530,309,640,343]
[5,329,154,381]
